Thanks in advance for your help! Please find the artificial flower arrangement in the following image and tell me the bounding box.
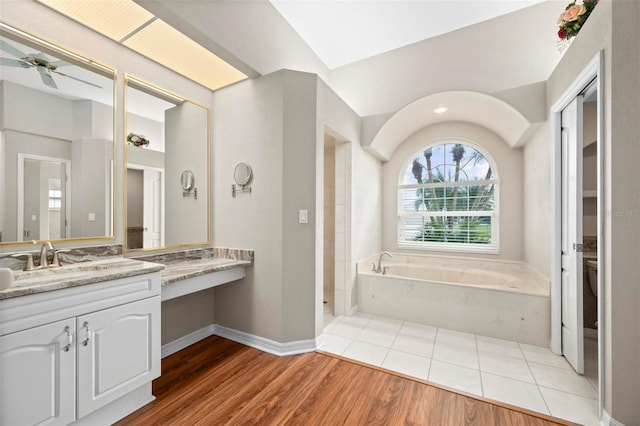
[557,0,599,41]
[127,132,150,147]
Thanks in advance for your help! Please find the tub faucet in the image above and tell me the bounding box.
[39,241,54,268]
[375,252,393,273]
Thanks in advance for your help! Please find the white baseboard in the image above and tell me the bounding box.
[602,409,625,426]
[161,324,216,358]
[214,324,318,356]
[162,323,319,358]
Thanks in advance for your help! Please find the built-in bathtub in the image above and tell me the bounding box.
[357,254,550,346]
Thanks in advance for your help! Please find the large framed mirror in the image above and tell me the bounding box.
[0,23,116,246]
[125,75,209,252]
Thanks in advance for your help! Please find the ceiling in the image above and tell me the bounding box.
[4,0,568,120]
[270,0,547,69]
[139,0,567,117]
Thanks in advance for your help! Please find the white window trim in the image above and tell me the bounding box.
[396,140,500,254]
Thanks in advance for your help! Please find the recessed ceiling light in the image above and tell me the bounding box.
[433,106,448,114]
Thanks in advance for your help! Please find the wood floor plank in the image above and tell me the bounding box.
[117,336,574,426]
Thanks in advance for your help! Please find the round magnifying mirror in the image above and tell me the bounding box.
[181,170,195,191]
[234,163,253,186]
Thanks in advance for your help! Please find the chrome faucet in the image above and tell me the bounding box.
[374,251,393,273]
[39,242,54,268]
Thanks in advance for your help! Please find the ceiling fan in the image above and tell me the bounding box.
[0,40,101,89]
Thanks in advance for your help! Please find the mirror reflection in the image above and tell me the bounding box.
[0,24,116,244]
[125,76,209,251]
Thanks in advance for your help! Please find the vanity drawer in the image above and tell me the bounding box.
[0,272,161,336]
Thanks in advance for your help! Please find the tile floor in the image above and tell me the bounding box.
[322,313,599,426]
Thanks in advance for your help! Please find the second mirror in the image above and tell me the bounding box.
[125,75,209,251]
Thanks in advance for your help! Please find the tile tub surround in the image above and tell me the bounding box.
[0,257,164,300]
[357,253,550,346]
[0,244,123,271]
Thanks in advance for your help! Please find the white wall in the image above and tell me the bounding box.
[71,138,112,238]
[164,102,209,246]
[522,122,552,277]
[212,70,286,342]
[382,122,524,261]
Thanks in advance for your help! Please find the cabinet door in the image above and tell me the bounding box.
[0,319,76,426]
[76,296,160,419]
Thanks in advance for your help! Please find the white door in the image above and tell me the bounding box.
[561,95,584,374]
[0,319,76,426]
[76,297,161,419]
[143,169,163,248]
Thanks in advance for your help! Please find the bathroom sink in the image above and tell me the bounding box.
[13,262,111,281]
[7,258,156,290]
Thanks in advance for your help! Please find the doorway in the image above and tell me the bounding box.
[551,51,603,413]
[322,128,352,329]
[126,164,164,249]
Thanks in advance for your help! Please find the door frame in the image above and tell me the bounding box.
[550,51,603,410]
[17,153,71,242]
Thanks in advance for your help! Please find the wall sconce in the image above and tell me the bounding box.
[181,170,197,200]
[232,163,252,197]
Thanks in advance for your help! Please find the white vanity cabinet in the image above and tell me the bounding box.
[0,271,161,426]
[77,297,160,418]
[0,318,76,426]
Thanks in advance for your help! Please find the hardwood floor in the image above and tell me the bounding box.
[118,336,573,425]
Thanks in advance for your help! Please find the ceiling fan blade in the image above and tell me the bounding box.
[52,70,102,89]
[48,59,72,68]
[37,66,58,89]
[0,57,27,68]
[0,40,28,59]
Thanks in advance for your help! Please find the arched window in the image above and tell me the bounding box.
[397,141,499,252]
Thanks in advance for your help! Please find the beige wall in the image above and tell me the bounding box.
[525,0,640,422]
[212,71,379,342]
[382,121,524,261]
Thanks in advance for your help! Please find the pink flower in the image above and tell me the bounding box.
[558,28,567,40]
[559,4,587,22]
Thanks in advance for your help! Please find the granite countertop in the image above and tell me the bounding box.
[159,258,252,286]
[132,247,254,286]
[0,246,254,301]
[0,258,165,300]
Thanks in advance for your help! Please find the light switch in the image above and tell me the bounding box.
[88,213,96,222]
[31,215,37,221]
[298,209,308,224]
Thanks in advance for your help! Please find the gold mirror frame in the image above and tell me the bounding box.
[124,74,210,253]
[0,22,117,248]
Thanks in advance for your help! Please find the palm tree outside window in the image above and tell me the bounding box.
[397,140,499,253]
